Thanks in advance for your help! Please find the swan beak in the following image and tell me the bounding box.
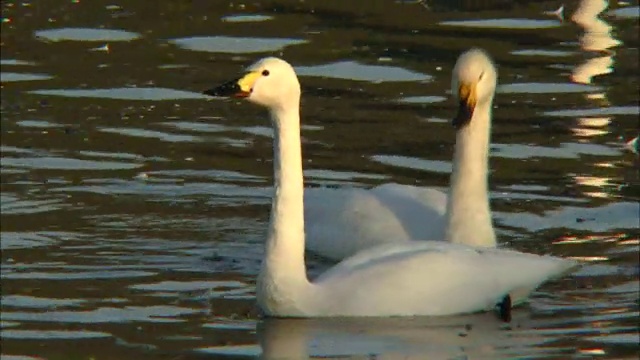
[453,82,477,129]
[203,71,261,98]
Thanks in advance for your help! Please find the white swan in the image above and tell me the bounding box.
[203,49,578,317]
[304,51,498,260]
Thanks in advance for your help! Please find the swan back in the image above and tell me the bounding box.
[312,241,578,317]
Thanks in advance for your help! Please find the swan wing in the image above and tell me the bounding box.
[304,184,447,261]
[311,242,578,317]
[304,187,413,260]
[371,183,447,240]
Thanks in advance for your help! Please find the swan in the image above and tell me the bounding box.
[305,51,498,260]
[202,49,578,317]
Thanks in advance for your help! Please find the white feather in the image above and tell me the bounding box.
[304,184,447,260]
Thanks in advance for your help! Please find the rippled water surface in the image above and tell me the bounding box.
[1,0,639,359]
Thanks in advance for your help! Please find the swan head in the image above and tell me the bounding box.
[203,57,301,111]
[451,48,497,129]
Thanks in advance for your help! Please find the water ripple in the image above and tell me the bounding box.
[15,120,63,128]
[1,270,156,280]
[498,82,601,94]
[370,154,451,173]
[511,49,574,57]
[608,6,640,19]
[2,295,87,309]
[221,14,273,23]
[52,180,272,205]
[1,72,53,82]
[498,202,639,232]
[0,59,36,66]
[296,61,431,82]
[98,127,199,142]
[1,330,112,340]
[2,156,141,170]
[34,27,141,42]
[440,18,561,29]
[29,88,207,101]
[1,232,57,250]
[1,195,70,215]
[2,306,202,323]
[493,143,620,159]
[169,36,306,54]
[544,106,639,117]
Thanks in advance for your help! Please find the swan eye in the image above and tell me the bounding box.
[479,71,485,81]
[262,70,270,76]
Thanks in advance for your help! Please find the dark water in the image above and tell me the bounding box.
[1,0,639,359]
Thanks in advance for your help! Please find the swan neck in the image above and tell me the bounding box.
[259,105,309,304]
[446,101,496,247]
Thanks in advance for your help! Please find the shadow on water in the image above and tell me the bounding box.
[1,0,639,359]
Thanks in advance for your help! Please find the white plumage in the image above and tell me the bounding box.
[304,184,448,260]
[203,48,578,318]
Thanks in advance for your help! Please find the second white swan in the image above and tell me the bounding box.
[303,50,498,260]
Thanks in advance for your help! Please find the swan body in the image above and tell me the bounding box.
[304,184,447,260]
[203,49,578,318]
[294,242,572,317]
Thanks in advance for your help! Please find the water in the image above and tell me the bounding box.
[1,0,638,358]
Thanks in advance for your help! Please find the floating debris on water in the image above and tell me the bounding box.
[544,5,565,21]
[90,44,110,52]
[135,172,149,180]
[625,136,639,154]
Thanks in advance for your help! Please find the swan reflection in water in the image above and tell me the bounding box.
[198,312,550,359]
[571,0,620,85]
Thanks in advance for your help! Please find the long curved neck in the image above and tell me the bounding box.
[258,104,309,307]
[445,101,496,247]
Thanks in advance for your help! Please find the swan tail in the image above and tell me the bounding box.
[498,253,581,306]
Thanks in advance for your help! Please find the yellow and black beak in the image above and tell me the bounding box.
[203,71,261,98]
[453,81,477,129]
